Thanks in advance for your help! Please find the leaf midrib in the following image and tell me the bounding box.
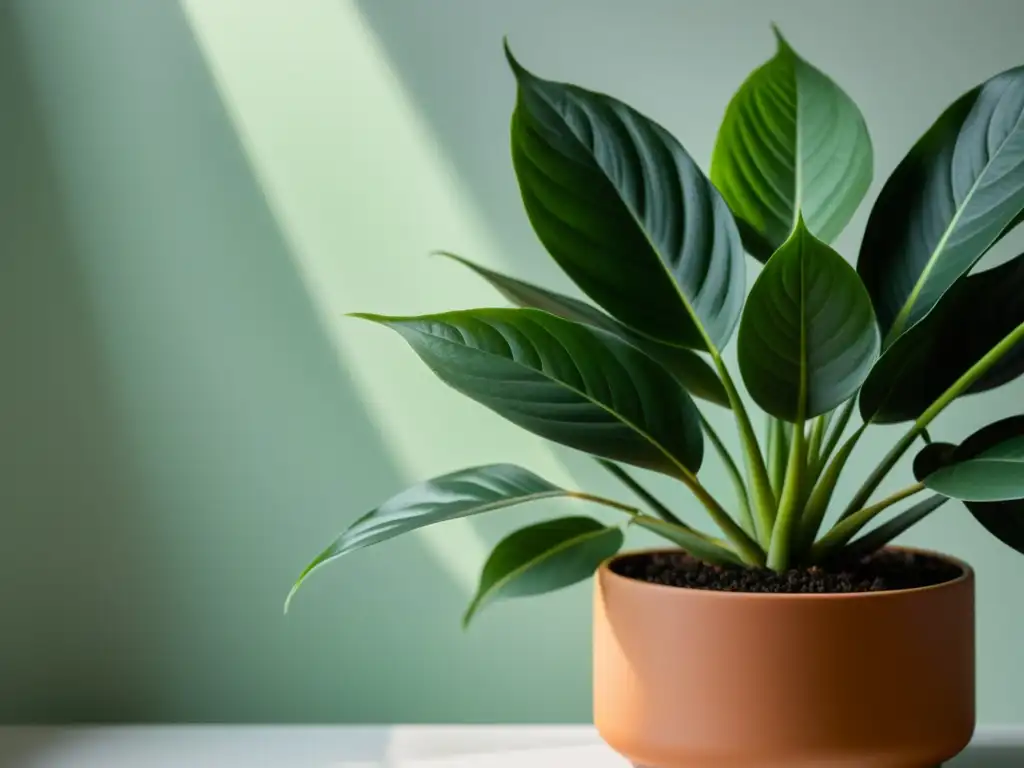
[889,102,1024,342]
[408,321,699,479]
[466,524,618,620]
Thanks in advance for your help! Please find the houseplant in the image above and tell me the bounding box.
[288,27,1024,767]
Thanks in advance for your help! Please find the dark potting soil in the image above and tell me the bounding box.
[610,549,963,593]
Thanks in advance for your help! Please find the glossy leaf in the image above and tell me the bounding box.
[285,464,614,610]
[437,252,728,407]
[463,516,623,626]
[506,42,745,351]
[738,220,880,421]
[912,442,957,482]
[942,417,1024,554]
[711,26,873,259]
[925,432,1024,502]
[860,253,1024,423]
[858,66,1024,344]
[356,308,704,477]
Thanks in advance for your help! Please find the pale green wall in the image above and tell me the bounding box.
[1,0,1023,724]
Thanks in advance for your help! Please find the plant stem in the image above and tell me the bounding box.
[767,417,788,500]
[597,459,689,528]
[840,494,948,560]
[767,416,805,571]
[815,398,856,479]
[811,483,925,561]
[698,413,756,538]
[796,423,867,554]
[712,355,776,548]
[839,320,1024,521]
[807,416,827,471]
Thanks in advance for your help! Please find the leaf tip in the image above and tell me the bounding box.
[770,22,792,53]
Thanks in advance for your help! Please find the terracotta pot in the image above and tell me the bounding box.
[593,546,975,768]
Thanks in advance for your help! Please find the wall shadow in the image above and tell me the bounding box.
[0,0,465,724]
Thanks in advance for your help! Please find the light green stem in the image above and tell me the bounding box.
[698,413,755,539]
[767,417,788,501]
[767,416,805,571]
[811,483,925,560]
[807,416,826,471]
[596,460,689,529]
[839,320,1024,521]
[815,398,856,480]
[675,468,765,566]
[796,423,867,554]
[713,355,776,547]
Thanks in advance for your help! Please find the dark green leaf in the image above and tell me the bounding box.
[356,308,704,477]
[738,219,880,421]
[437,252,728,407]
[859,254,1024,423]
[946,416,1024,554]
[857,66,1024,344]
[285,464,591,610]
[633,516,742,567]
[711,26,872,260]
[912,442,957,481]
[506,42,745,351]
[463,516,623,626]
[842,495,949,559]
[924,419,1024,502]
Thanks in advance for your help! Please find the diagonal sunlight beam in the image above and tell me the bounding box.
[178,0,582,592]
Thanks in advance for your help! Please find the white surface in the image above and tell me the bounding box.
[0,725,1020,767]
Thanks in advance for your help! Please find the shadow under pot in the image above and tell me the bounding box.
[593,546,975,768]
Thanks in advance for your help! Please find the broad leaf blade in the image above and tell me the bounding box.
[860,253,1024,423]
[438,252,729,407]
[858,67,1024,344]
[463,516,623,626]
[506,43,745,351]
[738,220,880,421]
[711,26,873,259]
[286,464,572,610]
[925,437,1024,502]
[941,416,1024,553]
[358,308,704,477]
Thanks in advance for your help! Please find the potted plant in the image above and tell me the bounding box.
[286,27,1024,768]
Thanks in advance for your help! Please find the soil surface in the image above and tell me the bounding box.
[610,549,963,593]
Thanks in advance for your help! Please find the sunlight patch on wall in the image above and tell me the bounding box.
[178,0,580,591]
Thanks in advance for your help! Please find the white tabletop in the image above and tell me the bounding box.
[0,724,1019,767]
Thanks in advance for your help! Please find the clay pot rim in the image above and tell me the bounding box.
[600,544,973,601]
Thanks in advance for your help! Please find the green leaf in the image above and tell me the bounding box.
[285,464,619,611]
[738,219,880,422]
[842,494,949,560]
[633,516,742,567]
[912,442,957,482]
[356,308,704,477]
[505,42,745,351]
[857,66,1024,344]
[860,254,1024,423]
[437,252,729,407]
[463,516,623,626]
[943,416,1024,554]
[711,26,873,260]
[924,422,1024,502]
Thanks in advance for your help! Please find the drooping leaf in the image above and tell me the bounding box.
[463,516,623,626]
[941,416,1024,554]
[857,66,1024,344]
[924,419,1024,502]
[437,251,728,407]
[711,26,873,259]
[738,219,880,421]
[355,308,704,477]
[505,42,745,351]
[285,464,617,610]
[860,253,1024,423]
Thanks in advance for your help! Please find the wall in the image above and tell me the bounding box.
[1,0,1023,723]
